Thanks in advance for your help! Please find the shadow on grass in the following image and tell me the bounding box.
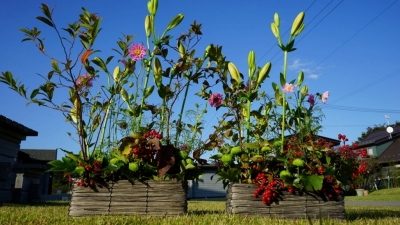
[346,207,400,221]
[1,201,70,207]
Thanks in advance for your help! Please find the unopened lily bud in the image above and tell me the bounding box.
[290,12,305,36]
[147,0,158,16]
[248,50,255,78]
[178,43,185,57]
[228,62,241,84]
[301,85,308,96]
[274,13,280,27]
[166,14,184,31]
[113,66,120,81]
[257,62,271,86]
[297,71,304,86]
[271,23,280,39]
[294,23,305,36]
[145,15,152,37]
[153,57,162,86]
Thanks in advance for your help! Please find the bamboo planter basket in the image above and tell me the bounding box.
[69,180,188,217]
[226,183,345,220]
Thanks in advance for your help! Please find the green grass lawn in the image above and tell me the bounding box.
[1,199,400,225]
[345,187,400,201]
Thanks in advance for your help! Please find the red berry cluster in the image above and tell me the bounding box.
[322,175,341,199]
[143,129,163,139]
[252,173,283,205]
[127,130,163,160]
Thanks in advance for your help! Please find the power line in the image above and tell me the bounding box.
[310,0,399,71]
[321,103,400,114]
[256,0,318,64]
[329,68,400,104]
[271,0,344,65]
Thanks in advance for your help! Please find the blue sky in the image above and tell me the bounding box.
[1,0,399,160]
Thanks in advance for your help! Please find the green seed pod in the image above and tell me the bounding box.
[120,88,129,103]
[129,162,139,172]
[178,43,185,58]
[221,154,233,164]
[292,158,305,167]
[290,12,305,36]
[274,12,280,27]
[257,62,271,87]
[147,0,158,16]
[204,45,212,59]
[297,71,304,86]
[166,14,184,31]
[113,66,120,82]
[145,15,152,37]
[228,62,241,84]
[153,57,162,87]
[230,146,242,155]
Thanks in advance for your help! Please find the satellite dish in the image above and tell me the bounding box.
[387,126,393,134]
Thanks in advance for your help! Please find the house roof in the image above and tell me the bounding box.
[377,138,400,163]
[0,114,38,136]
[20,149,57,162]
[357,125,400,147]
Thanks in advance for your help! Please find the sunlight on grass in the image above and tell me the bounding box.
[346,187,400,201]
[0,201,400,225]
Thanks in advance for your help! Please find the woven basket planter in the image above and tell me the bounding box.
[69,180,188,217]
[226,183,345,220]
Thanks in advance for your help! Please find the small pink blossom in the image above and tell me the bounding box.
[282,83,295,93]
[307,94,315,106]
[209,92,223,107]
[75,74,93,89]
[129,44,146,61]
[322,91,329,104]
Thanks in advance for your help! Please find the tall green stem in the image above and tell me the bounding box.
[281,50,288,152]
[175,77,191,146]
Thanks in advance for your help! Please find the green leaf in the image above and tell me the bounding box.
[280,73,285,86]
[36,16,54,27]
[243,142,259,149]
[91,57,108,72]
[30,89,39,99]
[301,175,324,191]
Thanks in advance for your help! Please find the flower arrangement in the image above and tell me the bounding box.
[199,12,365,205]
[0,0,213,186]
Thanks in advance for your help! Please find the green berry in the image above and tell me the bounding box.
[110,158,119,165]
[179,151,188,159]
[261,146,272,152]
[128,162,139,172]
[186,158,194,165]
[292,158,304,167]
[221,154,233,164]
[279,170,291,179]
[273,141,283,148]
[230,146,242,155]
